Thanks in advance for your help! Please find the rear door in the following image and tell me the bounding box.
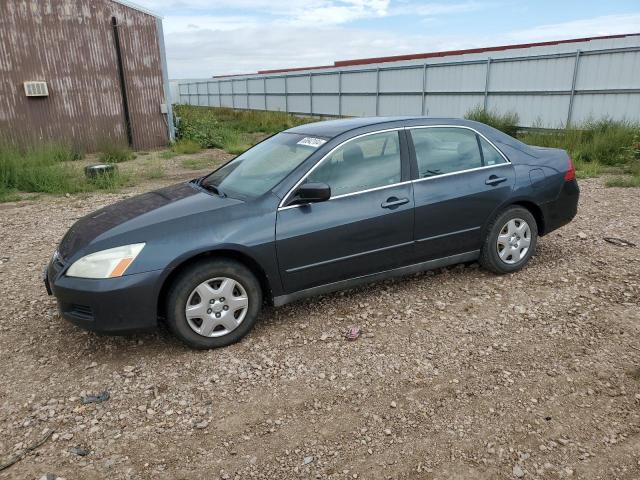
[407,126,515,261]
[275,129,415,293]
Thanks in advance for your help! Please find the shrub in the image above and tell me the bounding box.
[465,106,519,137]
[620,133,640,164]
[174,106,228,149]
[173,105,316,153]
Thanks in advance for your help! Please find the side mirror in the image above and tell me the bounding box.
[290,182,331,205]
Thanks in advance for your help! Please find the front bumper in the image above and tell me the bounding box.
[46,259,163,334]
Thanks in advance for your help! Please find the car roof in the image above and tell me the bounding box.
[285,116,539,159]
[285,116,488,138]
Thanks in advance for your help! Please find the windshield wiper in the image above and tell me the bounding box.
[197,178,226,198]
[203,183,226,198]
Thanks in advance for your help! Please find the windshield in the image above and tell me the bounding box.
[200,132,327,199]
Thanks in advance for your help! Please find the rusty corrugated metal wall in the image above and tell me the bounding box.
[0,0,169,151]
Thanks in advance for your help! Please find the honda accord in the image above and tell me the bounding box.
[45,117,579,349]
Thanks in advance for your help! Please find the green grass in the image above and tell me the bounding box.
[0,189,22,202]
[171,139,202,155]
[518,120,640,166]
[142,163,167,180]
[573,157,603,179]
[465,106,519,137]
[98,142,136,163]
[0,143,131,201]
[88,170,133,190]
[159,150,179,160]
[182,157,214,170]
[173,105,316,154]
[604,157,640,187]
[605,174,640,187]
[514,120,640,185]
[223,139,253,155]
[176,105,640,187]
[463,108,640,181]
[159,139,204,160]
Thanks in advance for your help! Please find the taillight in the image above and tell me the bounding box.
[564,156,576,181]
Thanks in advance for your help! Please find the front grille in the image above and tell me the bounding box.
[70,304,94,320]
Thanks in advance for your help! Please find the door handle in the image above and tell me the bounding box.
[381,197,409,209]
[485,175,507,186]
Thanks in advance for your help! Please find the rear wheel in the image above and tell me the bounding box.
[480,206,538,274]
[166,259,262,349]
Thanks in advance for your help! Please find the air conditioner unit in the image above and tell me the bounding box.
[24,81,49,97]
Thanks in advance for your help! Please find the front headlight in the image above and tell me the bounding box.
[66,243,145,279]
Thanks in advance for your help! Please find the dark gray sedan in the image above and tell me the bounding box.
[46,117,579,349]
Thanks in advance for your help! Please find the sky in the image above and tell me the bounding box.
[130,1,640,79]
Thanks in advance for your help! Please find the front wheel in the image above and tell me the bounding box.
[166,259,262,349]
[480,206,538,274]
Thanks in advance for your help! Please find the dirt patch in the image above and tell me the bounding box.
[0,177,638,479]
[100,148,234,183]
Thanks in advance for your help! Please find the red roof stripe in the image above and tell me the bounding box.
[213,33,639,78]
[333,33,635,67]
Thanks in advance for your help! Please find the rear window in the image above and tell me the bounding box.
[410,127,482,178]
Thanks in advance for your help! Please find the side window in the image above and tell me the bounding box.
[410,127,482,178]
[307,131,401,197]
[479,137,507,166]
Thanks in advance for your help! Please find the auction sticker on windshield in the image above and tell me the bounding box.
[297,137,327,148]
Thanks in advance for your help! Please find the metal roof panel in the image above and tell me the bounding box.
[112,0,162,18]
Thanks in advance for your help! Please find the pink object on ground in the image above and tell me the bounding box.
[345,326,361,341]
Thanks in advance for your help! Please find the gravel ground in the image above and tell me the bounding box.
[0,169,639,479]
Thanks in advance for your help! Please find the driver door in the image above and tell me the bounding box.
[275,129,415,293]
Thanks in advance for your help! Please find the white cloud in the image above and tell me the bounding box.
[136,0,391,22]
[166,24,421,77]
[496,14,640,43]
[286,0,390,25]
[392,1,492,16]
[159,4,640,79]
[162,15,261,33]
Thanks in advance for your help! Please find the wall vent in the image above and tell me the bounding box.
[24,81,49,97]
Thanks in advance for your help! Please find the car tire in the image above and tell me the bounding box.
[166,258,262,349]
[480,206,538,274]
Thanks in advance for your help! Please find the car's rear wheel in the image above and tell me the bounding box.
[480,206,538,274]
[166,259,262,349]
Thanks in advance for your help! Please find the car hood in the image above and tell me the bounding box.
[58,182,241,260]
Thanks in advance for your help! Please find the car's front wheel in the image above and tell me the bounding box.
[166,258,262,349]
[480,206,538,274]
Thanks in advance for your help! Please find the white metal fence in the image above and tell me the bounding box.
[176,44,640,128]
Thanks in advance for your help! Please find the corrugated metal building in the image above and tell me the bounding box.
[0,0,174,151]
[176,33,640,128]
